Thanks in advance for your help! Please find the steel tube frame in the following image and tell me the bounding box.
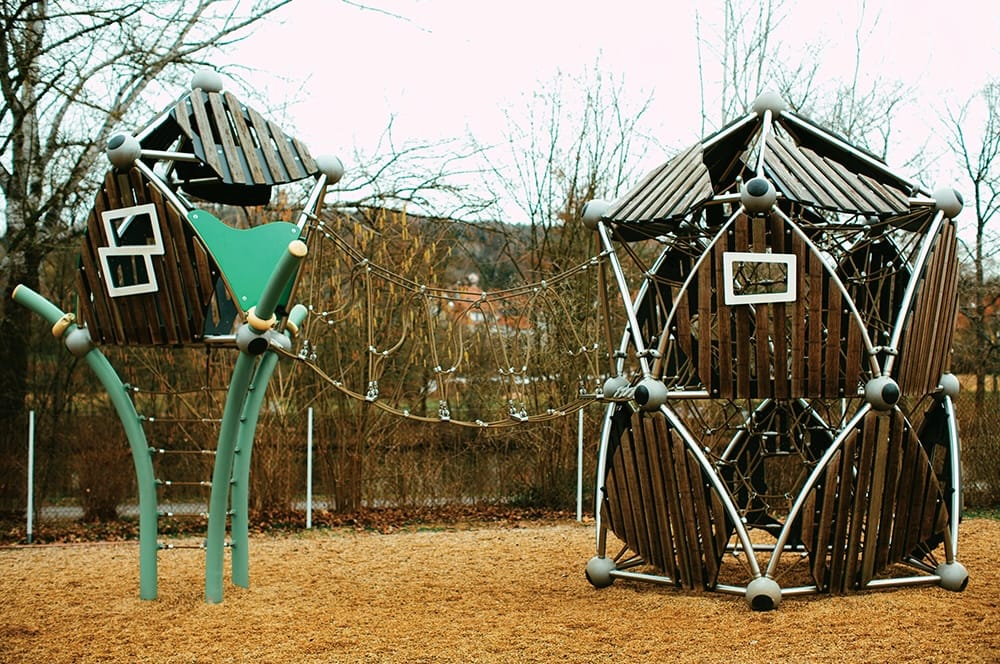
[12,285,160,599]
[204,241,309,603]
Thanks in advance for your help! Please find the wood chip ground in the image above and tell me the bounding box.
[1,518,997,662]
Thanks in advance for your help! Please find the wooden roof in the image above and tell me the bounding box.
[605,104,925,237]
[139,88,318,205]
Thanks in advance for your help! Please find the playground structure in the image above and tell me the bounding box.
[12,67,969,611]
[582,92,968,609]
[14,69,344,603]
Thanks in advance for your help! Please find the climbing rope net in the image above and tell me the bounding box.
[281,211,621,427]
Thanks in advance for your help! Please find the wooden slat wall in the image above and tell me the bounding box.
[602,411,730,589]
[671,213,864,398]
[897,220,959,395]
[76,167,218,346]
[799,410,950,591]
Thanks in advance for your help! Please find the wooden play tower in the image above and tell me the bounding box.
[14,69,343,602]
[583,92,968,609]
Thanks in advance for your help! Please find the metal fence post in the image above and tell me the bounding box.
[306,407,313,529]
[27,410,34,544]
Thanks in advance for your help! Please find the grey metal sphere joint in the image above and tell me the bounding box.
[938,372,960,400]
[935,561,969,592]
[191,68,224,93]
[585,556,616,588]
[745,576,782,611]
[751,91,789,115]
[634,377,667,411]
[315,154,345,184]
[740,177,777,215]
[932,186,964,218]
[581,199,611,230]
[236,324,270,356]
[107,133,141,169]
[601,375,630,400]
[864,376,900,411]
[64,326,94,358]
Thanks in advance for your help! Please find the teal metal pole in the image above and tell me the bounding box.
[204,241,308,603]
[229,354,277,589]
[204,352,255,604]
[230,304,308,588]
[12,285,159,599]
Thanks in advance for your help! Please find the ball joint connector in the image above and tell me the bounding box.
[235,324,292,356]
[581,199,611,230]
[633,377,668,411]
[106,133,142,169]
[740,176,777,215]
[864,375,900,411]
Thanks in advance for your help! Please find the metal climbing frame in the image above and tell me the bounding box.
[584,92,968,610]
[12,69,343,602]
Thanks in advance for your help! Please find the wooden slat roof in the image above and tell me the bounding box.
[139,87,318,205]
[604,103,924,234]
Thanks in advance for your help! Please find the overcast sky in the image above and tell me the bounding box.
[220,0,1000,221]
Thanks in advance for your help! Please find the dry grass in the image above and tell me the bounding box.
[1,518,998,663]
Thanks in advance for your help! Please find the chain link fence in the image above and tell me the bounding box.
[2,389,998,540]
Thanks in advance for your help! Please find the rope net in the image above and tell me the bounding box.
[290,210,619,427]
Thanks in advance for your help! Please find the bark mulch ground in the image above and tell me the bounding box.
[1,517,997,662]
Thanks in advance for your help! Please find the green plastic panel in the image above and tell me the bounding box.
[187,210,302,312]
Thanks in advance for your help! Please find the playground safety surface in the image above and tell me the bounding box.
[1,517,997,662]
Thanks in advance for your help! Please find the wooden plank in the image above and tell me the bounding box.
[829,427,856,592]
[245,106,288,181]
[823,159,900,214]
[811,450,840,589]
[189,89,225,179]
[618,428,643,558]
[873,411,911,573]
[645,415,679,579]
[824,268,844,398]
[619,145,700,221]
[672,437,704,588]
[659,423,695,587]
[128,168,168,344]
[608,437,637,555]
[79,207,116,342]
[766,135,842,209]
[604,452,625,540]
[697,249,714,395]
[814,153,881,212]
[807,250,824,395]
[844,418,875,588]
[674,284,694,381]
[714,240,733,398]
[843,302,864,397]
[867,413,901,581]
[770,216,790,399]
[791,231,808,394]
[734,217,751,397]
[752,217,771,397]
[859,413,887,586]
[631,416,661,568]
[686,449,719,585]
[207,92,247,184]
[269,118,307,180]
[223,91,269,184]
[892,420,924,563]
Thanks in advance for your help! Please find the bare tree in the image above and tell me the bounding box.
[695,0,909,159]
[946,80,1000,416]
[0,0,293,423]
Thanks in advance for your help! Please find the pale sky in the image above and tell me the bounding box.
[221,0,1000,221]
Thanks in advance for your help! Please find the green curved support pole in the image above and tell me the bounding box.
[204,241,308,603]
[230,304,309,588]
[12,285,159,599]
